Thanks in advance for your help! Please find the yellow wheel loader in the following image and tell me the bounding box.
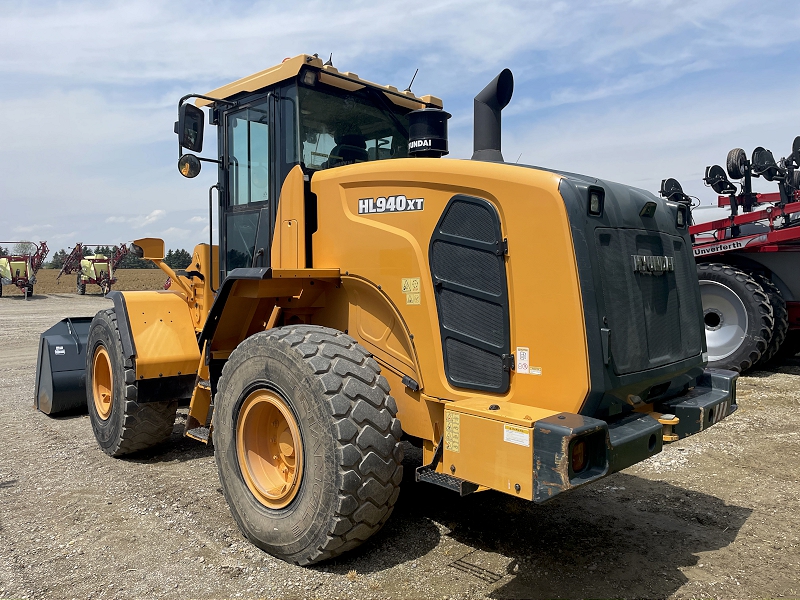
[36,54,738,565]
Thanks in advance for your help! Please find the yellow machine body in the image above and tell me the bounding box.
[102,55,735,504]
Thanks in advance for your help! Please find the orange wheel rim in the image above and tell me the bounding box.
[92,346,113,420]
[236,389,303,509]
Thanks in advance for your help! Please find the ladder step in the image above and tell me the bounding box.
[197,379,211,390]
[186,426,210,443]
[415,467,478,496]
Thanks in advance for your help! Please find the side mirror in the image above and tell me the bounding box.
[132,238,165,261]
[178,154,201,178]
[176,103,204,152]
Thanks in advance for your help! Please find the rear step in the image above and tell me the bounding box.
[416,467,478,496]
[414,435,478,496]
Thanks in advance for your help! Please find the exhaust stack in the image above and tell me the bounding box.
[472,69,514,162]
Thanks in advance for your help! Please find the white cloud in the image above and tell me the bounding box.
[103,210,166,229]
[160,227,190,239]
[500,80,800,203]
[188,216,205,223]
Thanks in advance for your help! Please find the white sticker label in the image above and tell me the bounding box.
[504,424,530,447]
[54,346,65,355]
[530,367,542,375]
[516,347,530,374]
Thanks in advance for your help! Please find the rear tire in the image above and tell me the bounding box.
[213,325,403,565]
[77,274,86,295]
[697,263,773,372]
[86,308,177,456]
[750,273,788,365]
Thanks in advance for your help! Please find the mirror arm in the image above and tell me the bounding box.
[197,157,221,165]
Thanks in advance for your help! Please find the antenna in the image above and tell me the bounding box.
[324,53,333,67]
[404,68,419,93]
[515,152,523,163]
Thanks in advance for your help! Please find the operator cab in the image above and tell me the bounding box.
[175,55,439,283]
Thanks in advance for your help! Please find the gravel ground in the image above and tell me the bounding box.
[1,294,798,599]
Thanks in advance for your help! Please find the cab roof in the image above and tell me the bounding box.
[196,54,443,111]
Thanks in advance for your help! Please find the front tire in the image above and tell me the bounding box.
[697,263,774,372]
[213,325,403,565]
[86,308,177,456]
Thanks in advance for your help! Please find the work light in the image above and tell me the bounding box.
[588,189,604,216]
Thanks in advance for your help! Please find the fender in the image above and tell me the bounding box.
[106,290,201,380]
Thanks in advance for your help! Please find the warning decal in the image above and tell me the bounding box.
[445,411,460,453]
[516,347,530,374]
[504,424,530,447]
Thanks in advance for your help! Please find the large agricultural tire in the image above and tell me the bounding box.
[697,263,774,372]
[750,273,788,365]
[77,274,86,295]
[86,308,178,456]
[213,325,403,566]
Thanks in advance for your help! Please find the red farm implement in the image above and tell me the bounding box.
[660,135,800,372]
[57,243,129,295]
[0,241,49,299]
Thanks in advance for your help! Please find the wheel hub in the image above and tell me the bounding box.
[92,346,113,420]
[699,280,748,361]
[236,390,303,510]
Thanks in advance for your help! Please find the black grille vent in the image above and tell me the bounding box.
[439,201,498,242]
[596,228,702,375]
[430,195,510,392]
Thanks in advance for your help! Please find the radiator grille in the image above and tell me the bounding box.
[596,228,702,374]
[445,339,504,389]
[439,200,498,243]
[431,242,503,295]
[439,288,505,347]
[430,196,510,392]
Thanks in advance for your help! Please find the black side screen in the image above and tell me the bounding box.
[429,195,510,393]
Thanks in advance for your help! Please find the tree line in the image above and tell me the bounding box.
[40,247,193,270]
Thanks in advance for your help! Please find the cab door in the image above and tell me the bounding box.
[222,96,275,273]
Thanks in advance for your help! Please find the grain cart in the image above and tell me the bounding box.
[660,136,800,371]
[38,54,737,565]
[0,241,48,299]
[57,243,128,294]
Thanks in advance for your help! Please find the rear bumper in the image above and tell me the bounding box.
[533,367,737,503]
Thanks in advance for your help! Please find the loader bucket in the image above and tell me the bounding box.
[34,317,93,415]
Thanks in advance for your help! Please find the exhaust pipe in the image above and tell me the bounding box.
[472,69,514,162]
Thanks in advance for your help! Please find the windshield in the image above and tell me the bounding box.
[297,83,410,171]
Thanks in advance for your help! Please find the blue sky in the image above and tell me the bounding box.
[1,0,799,252]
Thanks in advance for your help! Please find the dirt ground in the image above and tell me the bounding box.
[1,294,798,600]
[1,269,167,297]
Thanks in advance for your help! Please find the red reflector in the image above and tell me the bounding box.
[572,440,587,473]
